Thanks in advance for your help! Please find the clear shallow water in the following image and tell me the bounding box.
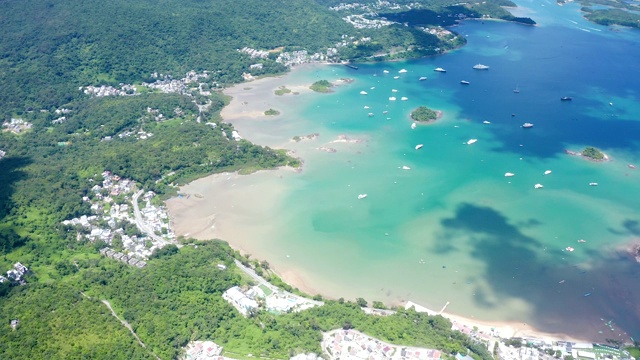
[220,2,640,340]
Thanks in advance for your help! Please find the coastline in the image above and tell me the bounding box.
[166,62,595,344]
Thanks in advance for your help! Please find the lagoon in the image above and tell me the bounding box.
[168,0,640,341]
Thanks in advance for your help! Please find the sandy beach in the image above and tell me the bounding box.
[166,63,598,344]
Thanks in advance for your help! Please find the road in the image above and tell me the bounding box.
[131,190,169,246]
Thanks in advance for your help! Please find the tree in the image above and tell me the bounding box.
[356,297,368,307]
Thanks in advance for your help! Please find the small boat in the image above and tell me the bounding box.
[629,164,637,169]
[402,165,411,170]
[522,123,534,128]
[584,292,592,297]
[544,170,552,175]
[609,102,613,106]
[482,121,491,124]
[504,172,515,177]
[460,80,470,85]
[389,97,396,101]
[368,113,374,117]
[559,280,565,284]
[358,194,368,199]
[364,106,370,109]
[534,183,544,189]
[392,89,398,93]
[419,76,427,81]
[415,144,424,150]
[466,139,477,145]
[589,182,598,186]
[561,96,572,101]
[411,123,417,129]
[401,97,408,101]
[434,67,446,73]
[383,70,389,74]
[565,246,574,252]
[399,69,407,73]
[577,239,586,243]
[383,111,388,114]
[393,76,400,79]
[473,64,490,70]
[360,91,368,95]
[371,87,375,90]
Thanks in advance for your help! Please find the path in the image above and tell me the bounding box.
[131,190,169,246]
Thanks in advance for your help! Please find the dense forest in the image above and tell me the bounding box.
[0,0,534,358]
[1,241,493,360]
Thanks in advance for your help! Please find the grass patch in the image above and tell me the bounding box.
[264,108,280,116]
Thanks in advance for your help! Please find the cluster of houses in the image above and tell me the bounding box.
[2,118,33,134]
[238,47,271,59]
[276,50,331,67]
[62,171,175,263]
[342,14,395,29]
[99,248,147,268]
[183,340,232,360]
[322,329,443,360]
[142,70,212,94]
[0,262,29,285]
[82,84,137,97]
[497,341,633,360]
[329,1,404,13]
[222,283,321,317]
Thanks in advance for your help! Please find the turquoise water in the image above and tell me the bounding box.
[226,2,640,340]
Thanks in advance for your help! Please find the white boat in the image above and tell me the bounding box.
[522,123,534,128]
[392,89,398,92]
[364,106,370,109]
[504,172,515,177]
[415,144,424,150]
[360,91,368,95]
[389,97,396,101]
[419,77,427,81]
[402,166,411,170]
[565,246,575,252]
[383,110,388,114]
[473,64,490,70]
[544,170,552,175]
[358,194,368,199]
[411,123,417,129]
[466,139,477,145]
[460,80,470,85]
[577,239,586,243]
[383,70,390,74]
[534,183,544,189]
[482,120,491,124]
[370,87,375,90]
[393,76,400,79]
[589,182,598,186]
[434,68,446,73]
[368,112,374,117]
[401,97,408,101]
[399,69,408,73]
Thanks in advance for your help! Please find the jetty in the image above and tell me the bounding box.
[344,63,358,70]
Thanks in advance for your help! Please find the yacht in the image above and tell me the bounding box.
[415,144,424,150]
[473,64,490,70]
[411,123,417,129]
[402,166,411,170]
[358,194,368,199]
[360,91,368,95]
[401,97,408,101]
[389,97,396,101]
[460,80,470,85]
[434,67,446,72]
[522,123,534,128]
[482,120,491,124]
[544,170,552,175]
[399,69,408,73]
[383,70,389,74]
[466,139,477,145]
[534,183,544,189]
[368,112,374,117]
[504,172,515,177]
[561,96,572,101]
[589,182,599,186]
[419,76,427,81]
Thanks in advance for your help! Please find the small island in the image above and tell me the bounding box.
[410,106,442,123]
[309,80,333,93]
[264,108,280,116]
[274,86,292,96]
[581,146,608,161]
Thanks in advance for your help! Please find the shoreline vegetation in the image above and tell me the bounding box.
[410,106,442,123]
[309,80,334,93]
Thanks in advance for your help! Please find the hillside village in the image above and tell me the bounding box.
[62,171,176,264]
